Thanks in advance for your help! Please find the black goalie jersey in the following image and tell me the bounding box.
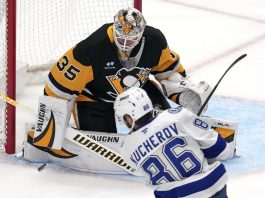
[44,23,186,132]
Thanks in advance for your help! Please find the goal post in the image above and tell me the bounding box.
[0,0,142,154]
[0,0,16,154]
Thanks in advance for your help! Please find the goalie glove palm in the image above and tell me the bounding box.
[161,73,212,114]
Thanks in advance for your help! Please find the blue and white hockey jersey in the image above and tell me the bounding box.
[120,107,229,198]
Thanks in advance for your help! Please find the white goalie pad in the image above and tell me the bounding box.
[24,123,135,175]
[201,116,238,160]
[23,115,237,174]
[33,96,71,150]
[161,73,212,114]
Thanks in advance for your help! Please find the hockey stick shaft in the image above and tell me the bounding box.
[197,54,247,116]
[0,93,138,175]
[0,92,35,113]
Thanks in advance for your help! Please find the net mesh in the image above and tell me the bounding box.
[0,0,135,151]
[0,0,7,150]
[17,0,134,68]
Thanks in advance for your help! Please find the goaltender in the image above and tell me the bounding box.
[41,7,211,133]
[23,8,236,174]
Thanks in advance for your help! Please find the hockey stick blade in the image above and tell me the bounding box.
[197,54,247,116]
[37,163,47,172]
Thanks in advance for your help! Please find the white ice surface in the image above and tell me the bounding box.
[1,0,265,197]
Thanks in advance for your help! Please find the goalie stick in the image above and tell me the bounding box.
[197,54,247,116]
[0,93,138,175]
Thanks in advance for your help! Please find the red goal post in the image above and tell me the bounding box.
[0,0,142,154]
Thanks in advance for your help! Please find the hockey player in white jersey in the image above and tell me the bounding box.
[114,87,230,198]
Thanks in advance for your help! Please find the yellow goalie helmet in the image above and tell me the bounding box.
[113,8,146,52]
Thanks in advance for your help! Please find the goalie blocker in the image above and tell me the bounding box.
[23,95,237,174]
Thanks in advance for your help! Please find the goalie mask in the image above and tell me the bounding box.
[113,8,146,52]
[114,87,153,130]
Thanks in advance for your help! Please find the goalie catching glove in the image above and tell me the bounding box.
[161,72,212,114]
[33,95,72,150]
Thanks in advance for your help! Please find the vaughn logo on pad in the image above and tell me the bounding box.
[36,103,46,132]
[33,103,56,148]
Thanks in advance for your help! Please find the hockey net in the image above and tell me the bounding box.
[0,0,142,154]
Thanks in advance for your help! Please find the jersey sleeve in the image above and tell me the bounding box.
[44,46,94,100]
[178,108,229,160]
[150,30,186,80]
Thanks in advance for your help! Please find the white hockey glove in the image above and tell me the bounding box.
[161,72,212,114]
[33,95,72,150]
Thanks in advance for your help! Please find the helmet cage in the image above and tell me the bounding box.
[113,26,143,52]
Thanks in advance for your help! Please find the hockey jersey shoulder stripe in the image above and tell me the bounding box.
[153,63,187,81]
[152,59,180,80]
[44,83,59,98]
[46,73,79,100]
[107,24,114,43]
[152,49,181,74]
[202,134,227,159]
[44,82,79,101]
[175,64,186,77]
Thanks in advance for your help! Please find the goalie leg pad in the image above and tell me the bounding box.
[24,122,131,174]
[33,95,71,150]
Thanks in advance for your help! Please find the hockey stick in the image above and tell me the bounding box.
[197,54,247,116]
[0,93,138,175]
[0,92,35,113]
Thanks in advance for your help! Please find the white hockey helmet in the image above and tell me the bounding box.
[114,87,153,129]
[113,7,146,52]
